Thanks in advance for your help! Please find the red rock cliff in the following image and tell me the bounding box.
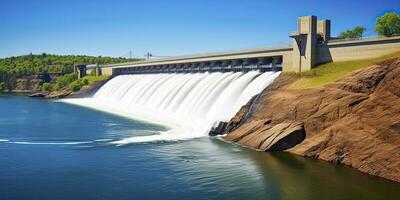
[224,58,400,182]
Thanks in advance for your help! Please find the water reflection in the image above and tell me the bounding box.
[144,137,400,200]
[245,148,400,200]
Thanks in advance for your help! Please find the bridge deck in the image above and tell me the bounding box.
[95,45,293,75]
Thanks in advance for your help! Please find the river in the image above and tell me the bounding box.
[0,95,399,200]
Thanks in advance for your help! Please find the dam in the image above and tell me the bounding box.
[65,71,281,142]
[82,15,400,76]
[69,15,400,142]
[4,0,400,197]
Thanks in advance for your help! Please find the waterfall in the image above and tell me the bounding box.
[63,71,280,144]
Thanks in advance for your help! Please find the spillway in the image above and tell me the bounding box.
[63,71,280,144]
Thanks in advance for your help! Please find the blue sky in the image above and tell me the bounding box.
[0,0,398,58]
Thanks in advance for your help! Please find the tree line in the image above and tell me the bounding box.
[0,53,142,91]
[338,12,400,39]
[0,53,140,75]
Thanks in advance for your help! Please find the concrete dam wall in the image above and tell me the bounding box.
[81,15,400,77]
[316,36,400,64]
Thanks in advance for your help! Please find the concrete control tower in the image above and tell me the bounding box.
[290,16,331,72]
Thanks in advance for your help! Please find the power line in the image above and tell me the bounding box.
[145,52,170,61]
[120,50,134,59]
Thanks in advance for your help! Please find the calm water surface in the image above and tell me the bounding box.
[0,95,399,200]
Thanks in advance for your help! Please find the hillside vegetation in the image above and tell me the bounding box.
[288,51,400,89]
[0,54,141,91]
[41,73,109,92]
[0,53,139,75]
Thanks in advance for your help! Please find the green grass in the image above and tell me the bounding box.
[39,74,110,93]
[288,51,400,89]
[69,75,110,91]
[82,75,110,84]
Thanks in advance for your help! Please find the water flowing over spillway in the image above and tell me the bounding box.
[63,71,280,144]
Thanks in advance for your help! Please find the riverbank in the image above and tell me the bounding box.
[28,75,111,98]
[224,57,400,182]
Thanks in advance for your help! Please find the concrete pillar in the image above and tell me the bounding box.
[317,19,331,42]
[291,16,317,72]
[95,66,102,76]
[74,64,87,78]
[271,57,277,71]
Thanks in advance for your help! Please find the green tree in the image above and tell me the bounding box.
[41,83,52,91]
[375,12,400,37]
[338,26,366,39]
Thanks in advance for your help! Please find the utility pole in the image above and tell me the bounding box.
[129,50,132,59]
[144,52,170,61]
[145,52,152,61]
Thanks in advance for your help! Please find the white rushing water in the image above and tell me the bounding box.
[63,71,280,144]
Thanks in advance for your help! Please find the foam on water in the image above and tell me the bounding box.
[5,138,116,145]
[62,71,280,144]
[7,141,93,145]
[94,139,114,142]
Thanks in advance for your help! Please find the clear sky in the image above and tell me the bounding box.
[0,0,399,58]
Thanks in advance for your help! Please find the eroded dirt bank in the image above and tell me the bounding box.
[224,58,400,182]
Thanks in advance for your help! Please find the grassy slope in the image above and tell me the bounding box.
[45,75,110,96]
[83,75,110,85]
[288,51,400,89]
[67,75,110,92]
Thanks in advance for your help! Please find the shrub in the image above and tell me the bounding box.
[69,82,81,92]
[42,82,52,91]
[83,78,89,85]
[56,73,77,89]
[68,78,88,92]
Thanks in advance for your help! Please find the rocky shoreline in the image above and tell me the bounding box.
[29,76,112,99]
[223,58,400,182]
